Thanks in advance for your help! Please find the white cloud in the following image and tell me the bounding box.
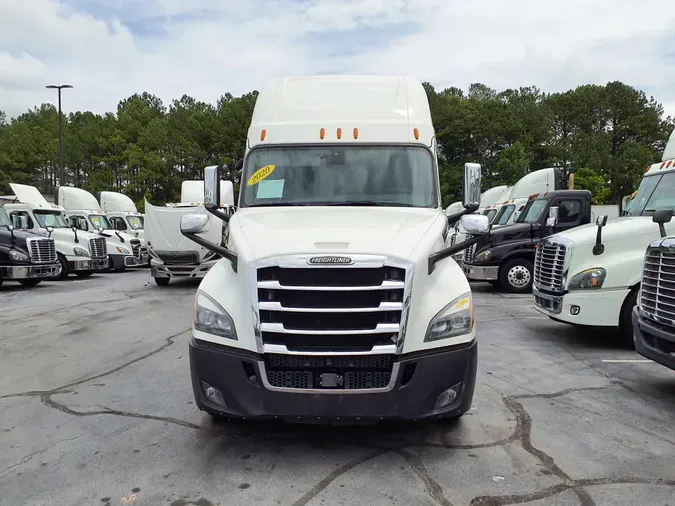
[1,0,674,119]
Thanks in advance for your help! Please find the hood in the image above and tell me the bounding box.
[552,216,660,249]
[0,227,39,246]
[144,201,221,254]
[485,222,535,247]
[232,207,443,259]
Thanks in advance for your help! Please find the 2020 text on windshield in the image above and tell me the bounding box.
[239,145,438,208]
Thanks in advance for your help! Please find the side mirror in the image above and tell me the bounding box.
[596,215,608,227]
[97,227,104,233]
[653,208,673,239]
[462,163,481,208]
[46,226,53,234]
[234,159,243,173]
[180,213,210,234]
[204,165,220,207]
[8,225,13,232]
[460,213,489,235]
[545,206,559,227]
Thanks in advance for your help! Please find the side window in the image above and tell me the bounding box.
[9,211,34,229]
[556,200,582,225]
[112,217,127,230]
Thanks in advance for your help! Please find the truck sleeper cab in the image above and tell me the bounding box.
[181,75,490,422]
[5,184,109,279]
[463,190,592,293]
[0,208,61,287]
[633,211,675,371]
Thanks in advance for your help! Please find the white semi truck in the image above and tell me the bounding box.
[179,75,489,422]
[3,184,109,279]
[98,190,146,241]
[533,128,675,342]
[145,180,234,286]
[57,186,142,272]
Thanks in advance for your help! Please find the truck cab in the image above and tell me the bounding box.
[58,186,142,271]
[0,207,61,287]
[179,75,489,422]
[462,189,592,292]
[4,184,109,279]
[533,128,675,342]
[97,190,146,244]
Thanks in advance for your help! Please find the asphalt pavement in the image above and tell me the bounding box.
[1,270,674,506]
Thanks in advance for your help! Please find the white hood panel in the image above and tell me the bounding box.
[233,207,442,260]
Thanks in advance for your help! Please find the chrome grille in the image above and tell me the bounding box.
[450,233,457,247]
[27,238,57,264]
[463,236,476,264]
[534,241,567,293]
[640,248,675,324]
[256,265,406,352]
[130,239,141,256]
[156,250,200,265]
[88,237,107,258]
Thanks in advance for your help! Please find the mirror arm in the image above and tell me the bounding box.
[658,222,667,239]
[205,204,231,224]
[592,224,605,255]
[181,231,238,273]
[447,203,479,227]
[428,233,486,275]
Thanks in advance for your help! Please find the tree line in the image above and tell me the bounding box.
[0,81,672,209]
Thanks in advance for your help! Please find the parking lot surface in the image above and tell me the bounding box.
[1,270,674,506]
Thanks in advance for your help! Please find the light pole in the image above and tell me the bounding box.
[46,84,73,197]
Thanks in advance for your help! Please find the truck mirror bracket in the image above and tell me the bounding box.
[205,204,232,224]
[181,230,238,273]
[592,215,608,255]
[428,233,485,275]
[446,203,479,227]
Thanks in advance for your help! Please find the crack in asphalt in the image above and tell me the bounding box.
[2,314,675,505]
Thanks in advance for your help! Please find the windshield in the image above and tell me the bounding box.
[494,205,515,225]
[626,172,675,216]
[0,208,11,227]
[34,210,69,228]
[89,214,112,230]
[240,145,437,208]
[516,199,548,224]
[127,215,144,230]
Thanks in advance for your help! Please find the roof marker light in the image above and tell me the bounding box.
[353,128,358,139]
[413,128,419,140]
[337,128,342,139]
[320,128,325,139]
[260,129,266,141]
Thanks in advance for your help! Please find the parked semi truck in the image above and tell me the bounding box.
[462,189,593,292]
[632,210,675,370]
[98,191,146,242]
[179,75,489,422]
[58,186,143,271]
[533,128,675,342]
[0,207,60,287]
[4,184,109,279]
[145,180,234,286]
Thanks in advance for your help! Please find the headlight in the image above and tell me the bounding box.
[73,247,89,257]
[424,292,474,342]
[474,250,492,263]
[568,268,606,290]
[193,291,237,340]
[9,249,29,262]
[115,246,130,254]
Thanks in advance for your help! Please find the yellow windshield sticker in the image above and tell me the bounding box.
[247,165,275,186]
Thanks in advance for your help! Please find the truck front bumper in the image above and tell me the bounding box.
[151,259,217,279]
[110,253,141,269]
[0,263,61,280]
[533,286,629,327]
[463,263,499,281]
[633,308,675,371]
[189,337,477,421]
[67,257,109,272]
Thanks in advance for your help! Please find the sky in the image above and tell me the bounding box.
[1,0,675,119]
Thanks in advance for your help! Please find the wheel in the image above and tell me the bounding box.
[56,253,70,280]
[499,258,534,293]
[18,279,41,287]
[155,276,170,286]
[618,289,638,348]
[75,271,94,278]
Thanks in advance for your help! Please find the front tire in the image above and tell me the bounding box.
[499,258,534,293]
[155,277,170,286]
[18,279,41,287]
[75,271,94,278]
[56,254,70,280]
[618,289,638,348]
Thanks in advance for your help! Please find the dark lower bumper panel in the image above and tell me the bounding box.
[633,307,675,371]
[189,338,478,421]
